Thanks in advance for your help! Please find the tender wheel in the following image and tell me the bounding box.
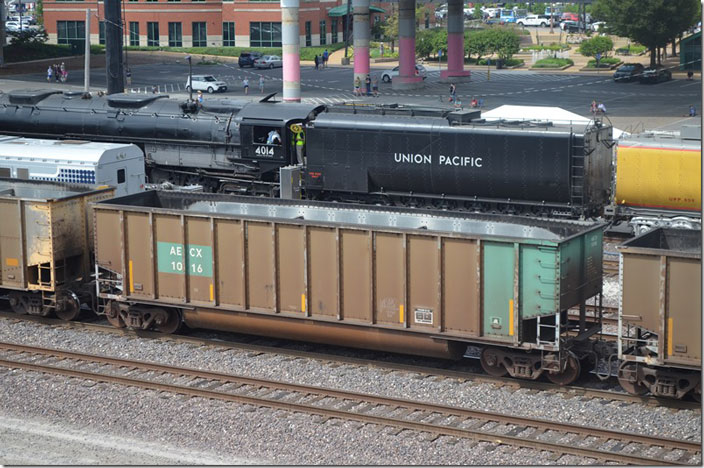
[546,352,581,386]
[480,347,508,377]
[8,292,27,315]
[155,308,181,334]
[382,75,391,83]
[207,86,214,94]
[55,291,81,321]
[105,301,125,328]
[617,362,648,395]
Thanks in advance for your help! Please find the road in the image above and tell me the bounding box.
[1,59,700,131]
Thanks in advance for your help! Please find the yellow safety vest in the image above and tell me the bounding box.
[295,132,305,146]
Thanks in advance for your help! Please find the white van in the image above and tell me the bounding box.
[0,136,145,197]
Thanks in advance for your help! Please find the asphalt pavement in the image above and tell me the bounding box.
[0,58,700,132]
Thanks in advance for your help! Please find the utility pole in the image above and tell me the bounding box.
[84,8,91,93]
[104,0,125,94]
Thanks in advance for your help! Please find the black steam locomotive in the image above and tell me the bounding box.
[0,89,613,216]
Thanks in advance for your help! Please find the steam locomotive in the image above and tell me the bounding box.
[0,89,614,218]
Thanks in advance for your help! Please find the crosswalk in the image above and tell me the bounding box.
[302,94,361,105]
[424,69,581,83]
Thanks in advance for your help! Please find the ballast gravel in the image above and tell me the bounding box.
[0,317,701,465]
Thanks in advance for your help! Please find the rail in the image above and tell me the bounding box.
[0,341,699,465]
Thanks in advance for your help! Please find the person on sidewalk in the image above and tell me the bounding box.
[314,55,319,70]
[323,49,329,68]
[372,76,379,97]
[197,90,204,107]
[243,78,249,95]
[689,104,696,117]
[365,74,371,96]
[354,76,361,96]
[47,66,52,82]
[590,100,598,114]
[597,102,607,114]
[449,83,457,103]
[259,76,265,94]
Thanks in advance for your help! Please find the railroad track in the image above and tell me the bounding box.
[0,311,698,411]
[0,340,699,465]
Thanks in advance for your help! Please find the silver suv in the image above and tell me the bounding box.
[185,75,228,93]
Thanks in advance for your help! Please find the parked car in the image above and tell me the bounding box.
[5,21,20,32]
[516,15,551,27]
[238,51,263,68]
[639,66,672,84]
[560,12,580,23]
[560,20,587,32]
[254,55,283,69]
[380,64,428,83]
[591,21,607,32]
[613,63,645,82]
[185,75,228,93]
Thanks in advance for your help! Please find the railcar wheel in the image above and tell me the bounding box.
[617,362,648,396]
[55,292,81,321]
[105,301,125,328]
[8,292,27,315]
[154,308,181,334]
[546,352,581,386]
[480,347,508,377]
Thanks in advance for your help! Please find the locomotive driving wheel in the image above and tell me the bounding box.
[546,352,581,386]
[617,362,648,396]
[480,347,508,377]
[55,291,81,321]
[105,301,125,328]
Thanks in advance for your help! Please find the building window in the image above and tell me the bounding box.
[168,22,182,47]
[98,21,105,45]
[57,20,85,49]
[304,21,311,47]
[129,22,140,46]
[146,0,157,2]
[331,19,337,44]
[147,22,159,46]
[249,22,281,47]
[319,20,326,45]
[223,22,235,47]
[192,22,206,47]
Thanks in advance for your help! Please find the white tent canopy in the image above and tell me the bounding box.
[481,105,626,139]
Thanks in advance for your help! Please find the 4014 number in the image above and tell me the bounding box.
[255,146,275,157]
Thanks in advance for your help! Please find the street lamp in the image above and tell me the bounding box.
[185,55,193,102]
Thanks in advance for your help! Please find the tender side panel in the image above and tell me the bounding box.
[246,222,275,311]
[620,253,661,334]
[95,209,123,275]
[154,214,185,302]
[408,235,439,330]
[442,238,479,336]
[482,242,515,339]
[340,229,371,322]
[214,219,244,308]
[185,217,214,304]
[125,212,154,298]
[374,232,404,326]
[558,229,602,311]
[307,226,338,318]
[276,224,305,313]
[23,200,53,290]
[615,146,701,211]
[0,199,23,288]
[666,257,701,366]
[520,245,558,319]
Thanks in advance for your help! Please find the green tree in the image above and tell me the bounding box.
[592,0,700,67]
[380,14,398,53]
[473,4,482,20]
[415,28,435,58]
[491,28,521,61]
[578,35,614,61]
[465,29,491,62]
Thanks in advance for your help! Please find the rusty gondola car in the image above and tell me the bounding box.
[617,228,702,400]
[94,191,604,385]
[0,179,114,319]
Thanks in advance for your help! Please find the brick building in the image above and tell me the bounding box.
[41,0,396,50]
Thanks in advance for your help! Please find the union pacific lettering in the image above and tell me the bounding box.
[393,153,483,167]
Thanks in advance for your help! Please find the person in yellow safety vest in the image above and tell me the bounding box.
[294,128,305,165]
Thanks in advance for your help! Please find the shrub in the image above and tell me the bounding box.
[615,44,647,55]
[578,35,614,59]
[532,57,574,68]
[586,57,620,68]
[522,43,570,52]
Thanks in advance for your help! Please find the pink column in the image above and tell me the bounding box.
[352,0,370,87]
[440,0,470,82]
[281,0,301,102]
[392,0,423,90]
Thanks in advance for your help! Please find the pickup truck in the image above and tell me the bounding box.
[516,15,551,27]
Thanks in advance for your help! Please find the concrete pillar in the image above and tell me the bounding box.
[393,0,423,90]
[440,0,470,83]
[352,0,370,88]
[281,0,301,102]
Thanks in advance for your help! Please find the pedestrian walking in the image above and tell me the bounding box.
[365,74,371,96]
[197,90,204,107]
[47,66,52,82]
[53,64,60,82]
[689,104,696,117]
[372,76,379,97]
[322,49,329,68]
[478,97,484,108]
[259,76,265,93]
[243,78,249,95]
[60,62,66,83]
[449,83,456,103]
[314,55,319,70]
[354,76,361,96]
[687,70,694,80]
[590,100,598,114]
